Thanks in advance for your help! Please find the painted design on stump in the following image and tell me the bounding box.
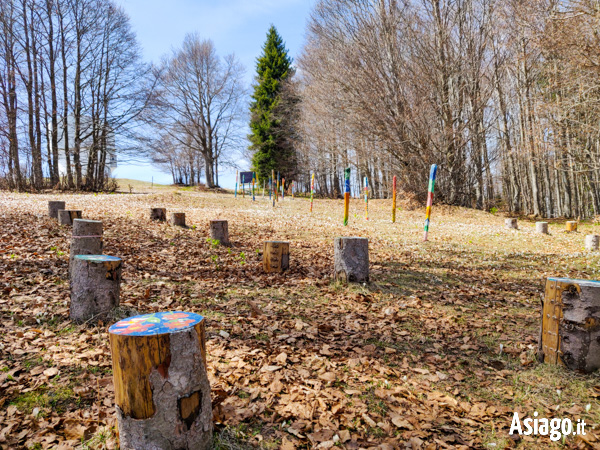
[109,312,203,336]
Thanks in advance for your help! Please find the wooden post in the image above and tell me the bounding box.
[70,255,121,323]
[536,222,548,234]
[585,235,600,251]
[566,221,578,232]
[538,277,600,373]
[48,201,66,219]
[505,218,518,229]
[209,220,230,245]
[70,219,103,273]
[150,208,167,222]
[334,237,369,283]
[109,312,212,450]
[263,241,290,273]
[171,213,186,227]
[58,210,82,226]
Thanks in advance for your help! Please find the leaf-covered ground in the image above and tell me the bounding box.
[1,189,600,449]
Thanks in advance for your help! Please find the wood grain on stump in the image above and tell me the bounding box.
[58,210,82,226]
[505,218,518,229]
[536,222,548,234]
[171,213,186,227]
[48,201,66,219]
[150,208,167,222]
[566,221,578,232]
[70,219,103,273]
[109,312,212,450]
[334,237,369,283]
[70,255,121,323]
[586,235,600,251]
[538,277,600,373]
[210,220,230,245]
[263,241,289,273]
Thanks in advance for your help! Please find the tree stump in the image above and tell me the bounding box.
[48,201,66,219]
[210,220,230,245]
[334,237,369,283]
[150,208,167,222]
[70,255,121,323]
[70,219,103,273]
[109,312,212,450]
[536,222,548,234]
[566,221,578,232]
[586,235,600,251]
[505,218,518,230]
[538,277,600,373]
[58,210,82,226]
[171,213,186,227]
[263,241,289,273]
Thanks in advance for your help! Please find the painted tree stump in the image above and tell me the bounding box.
[263,241,289,273]
[109,312,212,450]
[48,201,66,219]
[171,213,186,227]
[58,210,82,226]
[566,221,578,232]
[70,219,103,273]
[586,235,600,251]
[334,237,369,283]
[70,255,121,323]
[536,222,548,234]
[210,220,230,245]
[505,218,518,230]
[538,278,600,373]
[150,208,167,222]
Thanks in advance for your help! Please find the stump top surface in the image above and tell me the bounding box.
[74,255,121,263]
[548,277,600,287]
[265,240,289,244]
[109,311,204,336]
[73,219,101,224]
[335,236,368,240]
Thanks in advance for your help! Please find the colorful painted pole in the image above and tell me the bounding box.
[262,180,265,198]
[291,181,294,199]
[276,172,280,202]
[423,164,438,242]
[392,175,397,223]
[310,173,315,212]
[252,172,256,201]
[343,168,351,226]
[235,170,238,198]
[272,170,275,207]
[282,178,285,200]
[364,176,369,220]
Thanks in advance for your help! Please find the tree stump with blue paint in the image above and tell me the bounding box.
[150,208,167,222]
[70,220,103,274]
[334,237,369,283]
[58,209,82,226]
[109,312,212,450]
[538,277,600,373]
[48,201,66,219]
[70,255,121,323]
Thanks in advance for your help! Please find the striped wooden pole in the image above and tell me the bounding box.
[364,176,369,220]
[235,171,238,198]
[310,173,315,212]
[423,164,438,242]
[252,173,256,201]
[276,172,280,202]
[392,175,397,223]
[282,178,285,200]
[343,168,351,226]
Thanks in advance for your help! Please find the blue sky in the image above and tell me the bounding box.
[112,0,315,187]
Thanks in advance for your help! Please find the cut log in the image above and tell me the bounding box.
[48,201,66,219]
[566,221,578,232]
[586,235,600,251]
[210,220,230,245]
[109,312,212,450]
[263,241,289,273]
[334,237,369,283]
[150,208,167,222]
[171,213,186,227]
[538,277,600,373]
[505,218,518,229]
[58,210,82,226]
[70,219,103,273]
[536,222,548,234]
[70,255,121,323]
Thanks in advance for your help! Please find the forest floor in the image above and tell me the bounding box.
[1,188,600,449]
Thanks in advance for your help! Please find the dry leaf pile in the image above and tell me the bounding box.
[1,190,600,449]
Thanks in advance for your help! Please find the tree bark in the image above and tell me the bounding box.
[171,213,186,227]
[209,220,229,245]
[263,241,289,273]
[150,208,167,222]
[334,237,369,283]
[48,201,66,218]
[70,219,103,273]
[58,210,82,226]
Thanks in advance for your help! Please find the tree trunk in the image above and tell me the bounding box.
[150,208,167,222]
[171,213,186,227]
[48,201,66,218]
[334,237,369,283]
[536,222,548,234]
[209,220,229,245]
[585,235,599,252]
[263,241,289,273]
[58,210,82,226]
[70,219,103,274]
[505,218,518,230]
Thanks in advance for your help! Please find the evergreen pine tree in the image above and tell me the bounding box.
[249,26,294,183]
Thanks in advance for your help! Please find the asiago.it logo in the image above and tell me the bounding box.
[510,411,586,442]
